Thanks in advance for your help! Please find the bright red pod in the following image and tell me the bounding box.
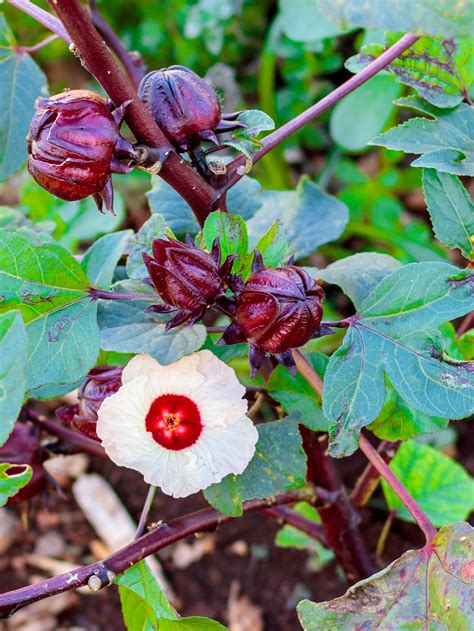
[56,366,123,441]
[0,423,46,505]
[143,236,235,330]
[27,90,132,213]
[138,66,221,151]
[220,261,325,376]
[237,266,324,353]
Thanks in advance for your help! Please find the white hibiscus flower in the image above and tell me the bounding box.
[96,350,258,498]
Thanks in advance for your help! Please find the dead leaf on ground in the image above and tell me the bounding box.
[227,580,264,631]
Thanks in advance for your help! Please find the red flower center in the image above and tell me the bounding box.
[145,394,202,450]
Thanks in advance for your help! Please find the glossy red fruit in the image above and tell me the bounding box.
[220,255,325,376]
[55,366,123,441]
[0,423,46,505]
[27,90,133,213]
[138,65,244,152]
[143,236,235,330]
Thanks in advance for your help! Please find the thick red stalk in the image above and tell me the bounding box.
[0,488,311,618]
[350,440,399,508]
[225,33,420,188]
[45,0,218,225]
[300,428,375,583]
[359,434,437,543]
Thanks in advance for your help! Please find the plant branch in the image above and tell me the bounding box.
[300,429,375,583]
[263,505,327,547]
[87,0,146,88]
[0,488,311,618]
[44,0,218,225]
[16,33,59,55]
[456,310,473,338]
[359,434,437,543]
[350,440,399,509]
[27,409,106,460]
[134,486,157,540]
[225,32,420,189]
[292,349,323,397]
[7,0,71,44]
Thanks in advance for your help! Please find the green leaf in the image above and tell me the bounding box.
[371,102,474,176]
[382,441,474,527]
[247,177,348,259]
[315,0,474,38]
[0,14,48,181]
[240,220,288,278]
[203,211,248,267]
[275,502,334,568]
[347,34,474,108]
[161,619,227,631]
[369,384,447,441]
[0,230,99,389]
[0,312,27,446]
[267,352,330,430]
[330,74,402,151]
[0,206,54,243]
[116,560,227,631]
[306,252,402,309]
[146,176,263,237]
[226,109,275,159]
[204,417,307,516]
[323,263,474,456]
[422,169,474,259]
[298,522,474,630]
[81,230,132,289]
[98,291,206,364]
[278,0,347,41]
[126,215,168,280]
[116,560,176,630]
[0,462,32,507]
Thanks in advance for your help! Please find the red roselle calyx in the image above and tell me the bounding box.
[0,423,47,504]
[143,236,235,330]
[138,65,245,152]
[56,366,123,441]
[219,254,326,376]
[27,90,135,214]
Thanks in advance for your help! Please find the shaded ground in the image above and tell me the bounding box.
[3,419,472,630]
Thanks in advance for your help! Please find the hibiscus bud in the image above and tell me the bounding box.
[0,423,46,504]
[56,366,123,441]
[138,65,245,152]
[143,236,235,330]
[138,66,220,151]
[27,90,133,214]
[220,258,325,376]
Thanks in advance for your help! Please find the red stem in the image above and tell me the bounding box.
[45,0,218,226]
[0,489,310,618]
[300,429,375,583]
[263,505,327,547]
[359,434,437,543]
[88,0,145,88]
[7,0,71,43]
[225,32,420,189]
[28,411,106,460]
[350,440,399,509]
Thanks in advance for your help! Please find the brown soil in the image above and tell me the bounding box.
[1,419,472,631]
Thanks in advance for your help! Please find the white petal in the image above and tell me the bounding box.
[190,350,248,427]
[121,354,161,384]
[141,450,202,498]
[96,376,157,466]
[184,416,258,489]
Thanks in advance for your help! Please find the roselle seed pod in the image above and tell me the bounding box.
[0,423,46,505]
[220,256,325,376]
[56,366,123,441]
[143,236,235,330]
[27,90,133,214]
[138,65,245,152]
